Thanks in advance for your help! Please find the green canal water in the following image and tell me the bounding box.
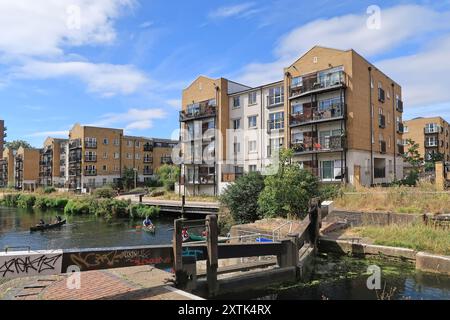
[1,207,449,300]
[0,206,174,251]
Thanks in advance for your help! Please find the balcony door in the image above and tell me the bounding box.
[319,129,342,149]
[320,160,343,181]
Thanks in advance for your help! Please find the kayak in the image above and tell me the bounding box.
[143,225,156,233]
[30,220,66,232]
[183,234,229,243]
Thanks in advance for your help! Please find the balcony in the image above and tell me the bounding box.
[378,88,385,103]
[143,170,154,176]
[290,70,346,99]
[396,100,404,113]
[144,157,153,164]
[424,126,440,134]
[161,157,173,165]
[378,114,386,129]
[180,104,216,122]
[69,139,82,149]
[290,103,344,127]
[291,136,346,154]
[380,141,387,154]
[85,142,97,149]
[425,139,438,148]
[84,155,97,162]
[397,122,404,134]
[143,143,154,152]
[84,169,97,176]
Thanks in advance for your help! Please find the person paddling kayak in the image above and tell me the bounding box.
[143,217,153,228]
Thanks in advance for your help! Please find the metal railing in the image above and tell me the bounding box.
[291,136,345,153]
[290,103,344,126]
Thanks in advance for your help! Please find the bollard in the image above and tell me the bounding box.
[206,215,219,297]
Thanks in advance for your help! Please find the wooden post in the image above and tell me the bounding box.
[181,195,186,219]
[139,194,143,203]
[173,219,183,275]
[206,215,219,297]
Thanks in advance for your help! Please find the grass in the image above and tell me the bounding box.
[352,223,450,256]
[333,182,450,214]
[150,191,219,203]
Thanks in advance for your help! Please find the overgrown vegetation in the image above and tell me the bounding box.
[129,204,160,219]
[334,182,450,214]
[157,165,180,191]
[220,172,265,224]
[353,223,450,255]
[93,186,117,199]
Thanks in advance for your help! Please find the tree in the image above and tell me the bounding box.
[121,167,136,190]
[156,165,180,191]
[258,149,319,219]
[403,139,423,169]
[220,172,265,224]
[5,140,32,150]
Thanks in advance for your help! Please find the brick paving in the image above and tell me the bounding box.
[1,266,202,300]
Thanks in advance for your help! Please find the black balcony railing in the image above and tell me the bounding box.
[144,157,153,163]
[180,104,216,122]
[291,136,345,154]
[143,144,154,152]
[380,141,387,154]
[378,114,386,128]
[85,142,97,149]
[396,100,403,113]
[143,170,154,176]
[290,70,346,98]
[378,88,385,103]
[290,103,344,126]
[69,139,82,149]
[84,170,97,176]
[84,155,97,162]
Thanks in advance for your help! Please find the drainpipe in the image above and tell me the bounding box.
[369,67,374,186]
[392,83,397,181]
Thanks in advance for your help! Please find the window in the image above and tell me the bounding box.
[233,142,240,154]
[114,165,120,172]
[292,132,304,143]
[135,141,141,147]
[103,152,108,159]
[103,138,109,145]
[127,140,133,147]
[114,152,119,159]
[232,119,241,130]
[425,123,439,134]
[126,153,132,159]
[233,96,241,108]
[249,165,257,172]
[248,116,257,128]
[268,86,284,106]
[404,126,409,133]
[85,137,97,148]
[102,178,107,185]
[248,92,257,105]
[135,153,140,160]
[291,77,303,88]
[292,103,303,115]
[248,140,257,153]
[318,66,344,87]
[113,139,120,146]
[320,160,344,181]
[269,138,284,156]
[269,112,284,130]
[102,165,107,171]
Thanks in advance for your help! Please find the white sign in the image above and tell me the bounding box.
[0,250,63,279]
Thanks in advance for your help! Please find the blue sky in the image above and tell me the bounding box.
[1,0,450,147]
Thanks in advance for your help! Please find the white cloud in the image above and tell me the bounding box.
[378,36,450,107]
[92,108,167,130]
[235,5,450,85]
[209,2,256,19]
[14,60,149,96]
[166,99,181,110]
[27,130,69,138]
[140,21,154,29]
[0,0,135,57]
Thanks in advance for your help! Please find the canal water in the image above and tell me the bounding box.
[215,254,450,300]
[0,206,174,251]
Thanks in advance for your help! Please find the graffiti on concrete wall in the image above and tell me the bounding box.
[0,251,63,279]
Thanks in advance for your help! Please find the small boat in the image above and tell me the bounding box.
[30,220,66,232]
[143,225,156,233]
[183,234,229,243]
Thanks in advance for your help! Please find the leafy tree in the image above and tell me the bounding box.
[403,139,423,169]
[122,167,136,190]
[258,149,319,219]
[220,172,265,224]
[5,140,32,150]
[156,165,180,191]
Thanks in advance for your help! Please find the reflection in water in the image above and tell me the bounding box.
[0,207,174,251]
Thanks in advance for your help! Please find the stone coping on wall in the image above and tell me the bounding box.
[319,238,450,276]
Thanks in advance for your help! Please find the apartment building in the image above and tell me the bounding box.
[1,147,15,188]
[68,124,177,191]
[179,46,404,196]
[403,117,450,162]
[14,147,40,191]
[39,137,68,187]
[0,119,5,153]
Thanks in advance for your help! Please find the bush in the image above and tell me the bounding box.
[129,188,147,194]
[220,172,265,224]
[1,194,20,207]
[93,187,117,199]
[157,165,180,191]
[95,199,130,219]
[44,187,57,194]
[217,208,236,235]
[17,194,36,209]
[144,178,163,188]
[34,196,69,210]
[319,184,342,201]
[130,204,160,219]
[64,199,91,215]
[258,165,319,219]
